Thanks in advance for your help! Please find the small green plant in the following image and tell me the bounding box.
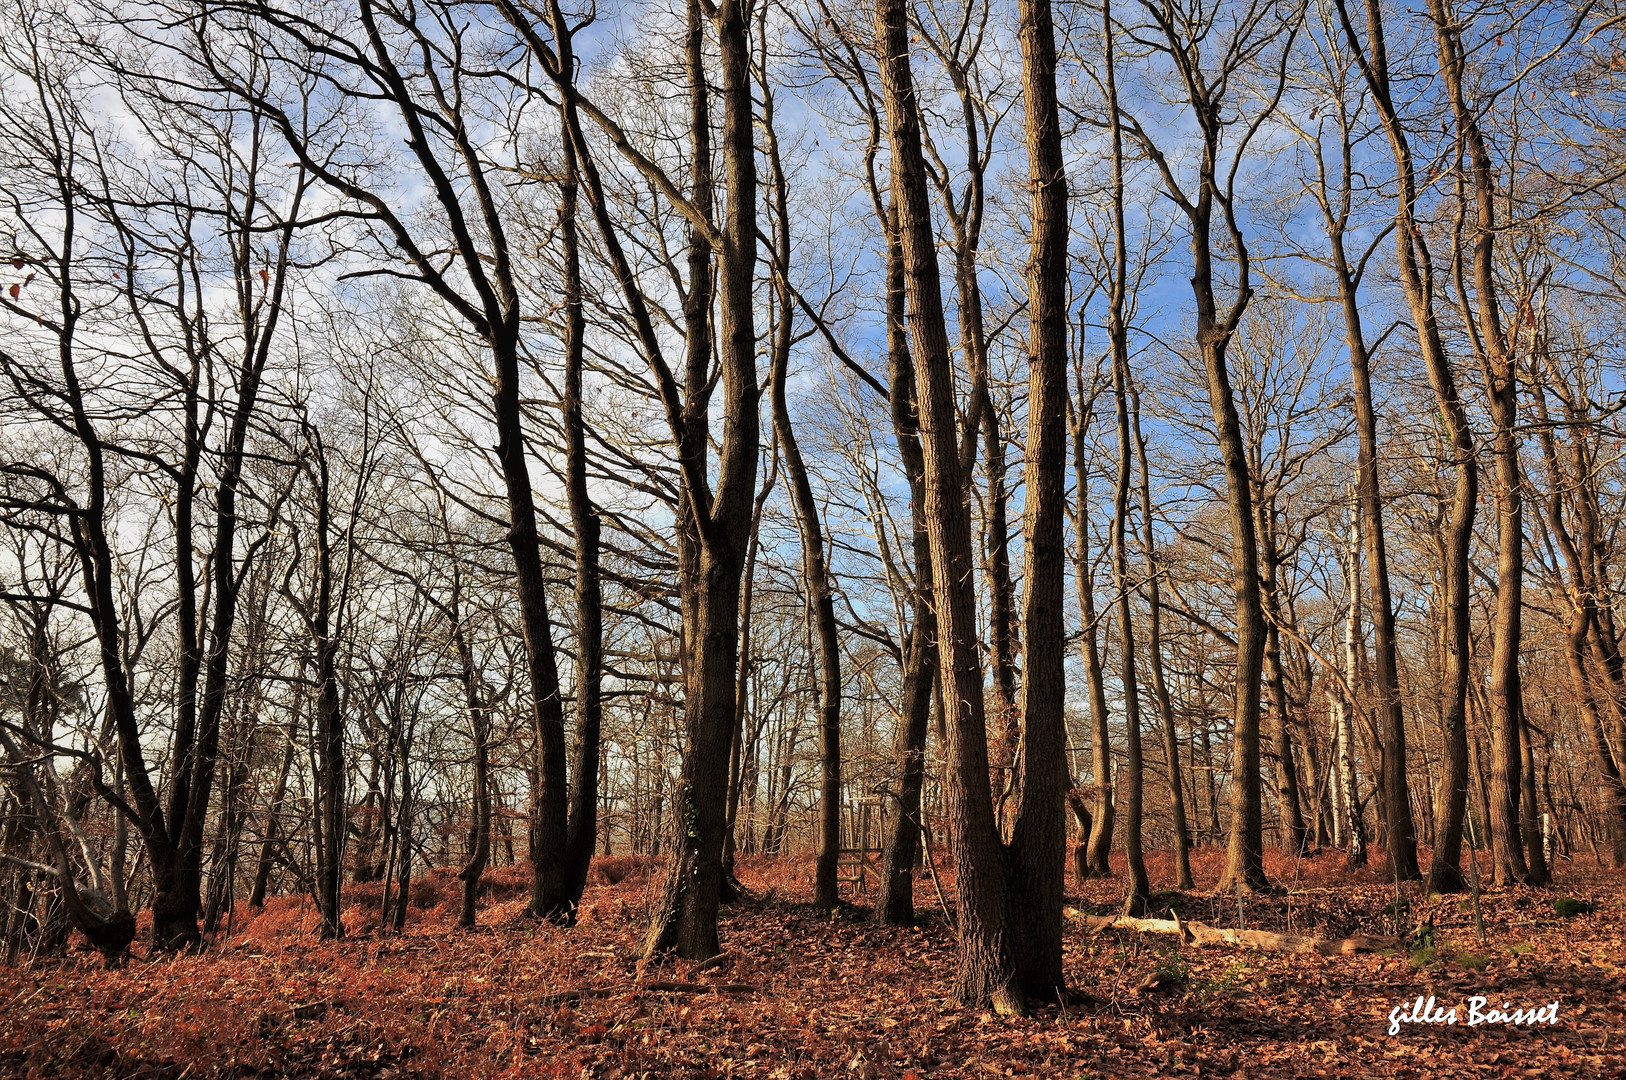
[1509,942,1535,955]
[1194,958,1248,999]
[1384,895,1412,922]
[1152,944,1188,985]
[1407,944,1438,970]
[1552,897,1592,918]
[1454,950,1490,971]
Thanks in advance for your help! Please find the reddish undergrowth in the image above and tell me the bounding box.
[2,849,1620,1078]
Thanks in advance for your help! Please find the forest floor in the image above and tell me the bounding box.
[1,847,1622,1079]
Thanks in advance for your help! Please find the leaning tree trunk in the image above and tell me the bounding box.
[1565,609,1626,867]
[0,715,134,964]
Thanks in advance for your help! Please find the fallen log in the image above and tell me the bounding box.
[1066,907,1395,957]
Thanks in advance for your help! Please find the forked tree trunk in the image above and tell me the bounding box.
[524,0,757,952]
[638,0,761,960]
[871,0,1072,1009]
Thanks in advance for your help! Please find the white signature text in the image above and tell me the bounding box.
[1388,995,1560,1035]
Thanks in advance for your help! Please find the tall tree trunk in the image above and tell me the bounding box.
[1131,386,1193,887]
[1334,0,1457,884]
[1427,0,1527,885]
[1008,0,1072,996]
[557,110,605,917]
[765,88,842,910]
[1340,495,1369,868]
[724,439,777,886]
[1316,126,1424,884]
[875,202,937,927]
[1520,707,1550,885]
[874,0,1019,1010]
[1111,357,1150,915]
[386,734,413,935]
[1257,503,1309,857]
[309,451,347,942]
[249,714,300,908]
[1073,402,1113,878]
[1199,250,1269,896]
[448,568,491,929]
[1533,385,1626,867]
[1100,3,1149,913]
[455,631,491,930]
[639,0,761,960]
[928,46,1018,792]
